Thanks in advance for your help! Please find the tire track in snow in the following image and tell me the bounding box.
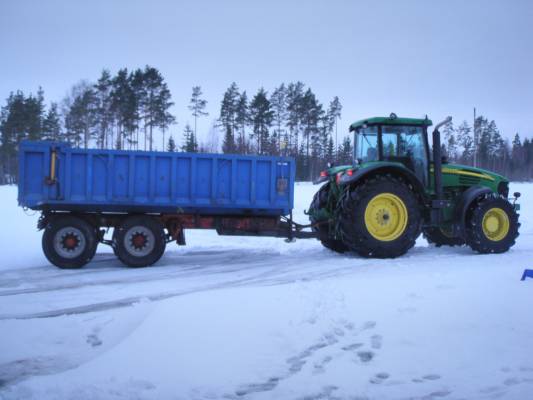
[0,248,351,298]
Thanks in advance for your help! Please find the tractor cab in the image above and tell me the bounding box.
[350,114,432,186]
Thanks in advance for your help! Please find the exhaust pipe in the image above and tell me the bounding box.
[432,116,452,202]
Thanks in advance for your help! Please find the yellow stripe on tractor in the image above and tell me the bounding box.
[441,167,495,182]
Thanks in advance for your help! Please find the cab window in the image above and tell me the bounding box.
[381,125,428,185]
[355,126,378,163]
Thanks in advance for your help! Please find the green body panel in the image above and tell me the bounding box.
[350,116,432,131]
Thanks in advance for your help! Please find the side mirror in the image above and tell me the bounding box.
[514,192,521,199]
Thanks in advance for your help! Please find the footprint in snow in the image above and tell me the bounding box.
[422,389,451,399]
[362,321,377,330]
[312,356,332,375]
[503,377,521,386]
[412,374,441,383]
[369,372,390,384]
[342,343,363,351]
[370,334,382,349]
[86,333,102,347]
[423,374,441,381]
[235,377,281,396]
[356,351,374,363]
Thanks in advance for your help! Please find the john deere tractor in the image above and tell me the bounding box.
[308,114,520,258]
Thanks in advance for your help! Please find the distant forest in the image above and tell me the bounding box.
[1,65,533,184]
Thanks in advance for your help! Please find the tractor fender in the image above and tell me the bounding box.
[454,185,493,238]
[339,163,426,199]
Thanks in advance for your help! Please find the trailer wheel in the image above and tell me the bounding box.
[338,175,422,258]
[423,227,464,247]
[309,183,348,253]
[42,215,98,269]
[465,195,519,254]
[114,216,166,267]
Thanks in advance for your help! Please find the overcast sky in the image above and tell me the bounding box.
[1,0,532,148]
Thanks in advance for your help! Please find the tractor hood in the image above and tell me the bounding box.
[438,163,507,183]
[436,162,510,197]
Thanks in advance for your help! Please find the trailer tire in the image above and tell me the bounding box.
[338,175,422,258]
[309,183,348,253]
[42,215,98,269]
[465,195,519,254]
[114,216,166,267]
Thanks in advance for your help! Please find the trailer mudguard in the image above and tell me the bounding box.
[339,163,426,199]
[454,185,493,238]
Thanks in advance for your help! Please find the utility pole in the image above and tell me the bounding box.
[473,107,477,167]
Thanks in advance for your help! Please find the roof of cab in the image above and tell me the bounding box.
[349,115,433,131]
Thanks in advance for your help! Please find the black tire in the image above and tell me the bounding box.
[465,195,519,254]
[309,183,348,253]
[423,227,464,247]
[42,215,98,269]
[114,215,166,267]
[337,175,422,258]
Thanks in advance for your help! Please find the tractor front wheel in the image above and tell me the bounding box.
[338,175,422,258]
[465,195,519,254]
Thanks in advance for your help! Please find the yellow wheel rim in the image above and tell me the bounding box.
[364,193,408,241]
[482,207,510,241]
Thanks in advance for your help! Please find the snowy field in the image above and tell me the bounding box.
[0,182,532,400]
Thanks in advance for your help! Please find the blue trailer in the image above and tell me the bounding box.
[18,141,312,268]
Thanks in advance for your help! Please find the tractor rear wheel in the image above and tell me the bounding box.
[338,175,422,258]
[423,227,464,247]
[309,183,348,253]
[465,195,519,254]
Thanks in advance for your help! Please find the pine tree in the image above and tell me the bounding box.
[442,120,457,161]
[129,68,146,150]
[111,69,137,150]
[94,69,114,148]
[327,96,342,160]
[249,88,273,154]
[136,66,175,151]
[286,82,304,157]
[42,102,61,141]
[270,84,287,155]
[188,86,208,140]
[181,123,198,153]
[25,87,45,141]
[167,135,176,152]
[65,87,98,148]
[300,89,322,179]
[0,91,27,182]
[338,136,353,164]
[456,121,473,165]
[219,83,239,154]
[234,91,249,154]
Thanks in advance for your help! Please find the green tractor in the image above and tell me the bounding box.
[308,114,521,258]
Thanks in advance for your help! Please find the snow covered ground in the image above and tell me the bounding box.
[0,182,532,400]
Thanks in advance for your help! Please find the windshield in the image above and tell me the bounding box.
[355,126,378,163]
[354,124,429,185]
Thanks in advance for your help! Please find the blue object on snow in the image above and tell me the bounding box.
[521,269,533,281]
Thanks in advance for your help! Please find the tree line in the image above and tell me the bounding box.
[2,66,533,183]
[441,117,533,181]
[0,68,351,182]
